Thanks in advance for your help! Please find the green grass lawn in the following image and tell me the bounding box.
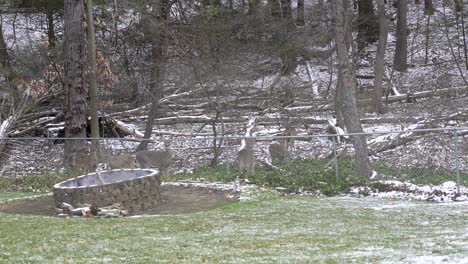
[0,191,467,263]
[0,192,43,201]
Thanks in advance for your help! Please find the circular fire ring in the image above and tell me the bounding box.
[53,169,160,215]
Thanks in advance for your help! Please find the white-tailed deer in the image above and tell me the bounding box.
[284,126,297,150]
[101,148,137,170]
[74,151,98,173]
[269,140,288,164]
[108,153,137,169]
[135,141,173,173]
[238,138,255,175]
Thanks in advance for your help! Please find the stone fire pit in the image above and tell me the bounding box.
[53,169,160,215]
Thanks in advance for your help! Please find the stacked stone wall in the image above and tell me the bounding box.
[53,170,160,215]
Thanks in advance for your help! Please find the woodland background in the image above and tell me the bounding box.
[0,0,467,179]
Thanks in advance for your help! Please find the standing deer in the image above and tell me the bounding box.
[74,151,97,173]
[135,141,173,173]
[269,140,288,164]
[101,148,138,170]
[238,138,255,175]
[108,153,137,169]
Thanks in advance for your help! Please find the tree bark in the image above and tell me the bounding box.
[269,0,282,18]
[86,0,101,161]
[334,0,372,177]
[393,0,408,72]
[297,0,305,26]
[424,0,435,15]
[0,19,18,101]
[357,0,379,50]
[280,0,292,19]
[137,0,169,151]
[248,0,260,14]
[63,0,88,168]
[46,10,56,47]
[373,0,388,114]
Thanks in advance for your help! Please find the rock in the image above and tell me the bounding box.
[57,214,69,218]
[275,187,289,194]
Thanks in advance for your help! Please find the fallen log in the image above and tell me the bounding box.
[382,86,468,103]
[368,113,467,155]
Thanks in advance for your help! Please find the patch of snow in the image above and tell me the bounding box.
[350,181,468,203]
[394,255,468,264]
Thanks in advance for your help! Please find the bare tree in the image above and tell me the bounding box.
[269,0,282,18]
[86,0,101,161]
[357,0,379,50]
[297,0,305,26]
[280,0,292,19]
[394,0,408,72]
[63,0,88,168]
[373,0,388,113]
[0,18,18,101]
[248,0,260,14]
[424,0,435,15]
[137,0,170,151]
[334,0,372,177]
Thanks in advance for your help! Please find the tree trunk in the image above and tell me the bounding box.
[460,2,468,70]
[334,70,345,128]
[86,0,101,161]
[373,0,388,114]
[393,0,408,72]
[424,0,435,15]
[248,0,260,14]
[357,0,379,50]
[334,0,372,177]
[280,0,292,19]
[0,19,19,102]
[46,10,56,47]
[63,0,88,168]
[424,15,431,64]
[137,0,169,151]
[269,0,282,18]
[454,0,462,12]
[297,0,305,26]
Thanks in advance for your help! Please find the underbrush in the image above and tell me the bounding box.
[371,162,468,185]
[169,158,466,196]
[0,171,80,193]
[1,158,464,195]
[169,158,364,196]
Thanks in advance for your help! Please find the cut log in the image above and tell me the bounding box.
[368,113,468,155]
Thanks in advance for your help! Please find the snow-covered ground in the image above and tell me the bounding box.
[350,180,468,203]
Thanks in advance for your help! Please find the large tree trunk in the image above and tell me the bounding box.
[0,20,13,78]
[334,0,372,177]
[86,0,101,161]
[269,0,282,18]
[137,0,169,151]
[248,0,260,14]
[46,10,56,47]
[0,19,18,101]
[63,0,88,168]
[357,0,379,50]
[373,0,388,114]
[394,0,408,72]
[424,0,435,15]
[280,0,292,19]
[297,0,305,26]
[334,70,345,128]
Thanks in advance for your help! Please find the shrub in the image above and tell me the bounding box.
[0,171,79,193]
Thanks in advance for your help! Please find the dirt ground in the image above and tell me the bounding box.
[0,184,239,216]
